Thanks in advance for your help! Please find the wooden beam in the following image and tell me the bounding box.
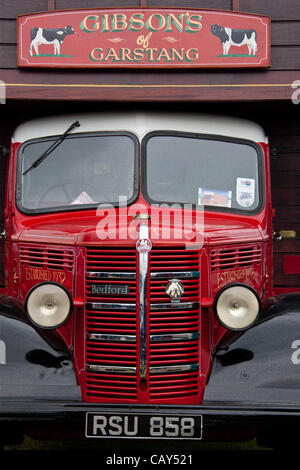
[48,0,55,10]
[232,0,240,11]
[1,69,299,102]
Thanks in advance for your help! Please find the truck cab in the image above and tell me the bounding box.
[1,111,296,443]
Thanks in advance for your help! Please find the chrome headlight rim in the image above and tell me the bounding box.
[25,282,72,330]
[214,283,261,332]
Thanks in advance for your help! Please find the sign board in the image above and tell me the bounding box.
[17,9,270,69]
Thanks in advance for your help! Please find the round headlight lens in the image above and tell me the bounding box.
[26,283,71,329]
[215,285,260,331]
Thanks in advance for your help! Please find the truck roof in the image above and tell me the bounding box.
[12,111,267,144]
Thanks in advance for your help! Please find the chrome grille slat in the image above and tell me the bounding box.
[87,271,200,280]
[150,302,199,311]
[88,272,136,279]
[149,364,199,374]
[88,333,137,342]
[151,271,200,279]
[150,333,200,342]
[86,365,137,374]
[87,302,136,311]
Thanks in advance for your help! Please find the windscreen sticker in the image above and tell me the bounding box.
[71,191,96,205]
[236,178,255,207]
[198,188,232,208]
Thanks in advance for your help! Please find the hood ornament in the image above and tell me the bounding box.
[166,279,184,303]
[136,238,152,254]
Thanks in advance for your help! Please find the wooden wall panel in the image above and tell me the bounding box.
[271,22,300,46]
[272,189,300,206]
[270,125,300,286]
[56,0,140,8]
[148,0,232,8]
[240,0,300,21]
[271,172,300,189]
[270,46,300,70]
[274,206,300,222]
[271,155,300,172]
[0,20,16,44]
[0,0,49,19]
[0,45,17,69]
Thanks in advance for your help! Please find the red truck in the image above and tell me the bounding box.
[0,110,298,447]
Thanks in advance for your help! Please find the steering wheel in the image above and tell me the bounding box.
[37,182,100,208]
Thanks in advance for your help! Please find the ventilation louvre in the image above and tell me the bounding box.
[19,245,74,271]
[211,245,262,271]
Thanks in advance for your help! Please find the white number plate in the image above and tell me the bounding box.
[85,413,203,439]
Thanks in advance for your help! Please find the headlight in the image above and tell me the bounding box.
[214,284,260,331]
[26,283,72,329]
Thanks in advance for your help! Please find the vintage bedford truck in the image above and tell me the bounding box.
[0,110,299,447]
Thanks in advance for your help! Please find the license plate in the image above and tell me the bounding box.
[85,413,202,439]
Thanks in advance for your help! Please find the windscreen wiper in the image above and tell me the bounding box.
[23,120,80,176]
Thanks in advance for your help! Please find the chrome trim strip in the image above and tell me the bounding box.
[150,333,200,343]
[88,272,136,279]
[150,302,199,311]
[88,333,136,343]
[149,364,199,374]
[151,271,200,279]
[86,302,136,311]
[86,364,137,374]
[139,221,149,380]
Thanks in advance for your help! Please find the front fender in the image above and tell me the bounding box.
[204,293,300,405]
[0,310,81,400]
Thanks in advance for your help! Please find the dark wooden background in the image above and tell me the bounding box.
[0,0,299,289]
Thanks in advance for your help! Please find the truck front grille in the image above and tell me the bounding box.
[148,247,200,400]
[83,245,201,404]
[85,246,138,402]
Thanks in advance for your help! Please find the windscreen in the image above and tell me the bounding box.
[144,134,262,212]
[18,133,137,212]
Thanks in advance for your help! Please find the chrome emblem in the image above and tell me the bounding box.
[165,279,184,303]
[136,238,152,254]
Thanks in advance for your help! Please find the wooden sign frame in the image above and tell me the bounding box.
[17,8,271,69]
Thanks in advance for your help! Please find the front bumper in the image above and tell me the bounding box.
[1,399,300,442]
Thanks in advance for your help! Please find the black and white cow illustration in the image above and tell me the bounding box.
[29,26,75,56]
[211,24,257,56]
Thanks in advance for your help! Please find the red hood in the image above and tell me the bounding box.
[14,208,266,246]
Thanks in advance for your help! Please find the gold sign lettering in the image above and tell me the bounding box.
[80,12,202,35]
[217,267,255,288]
[25,267,66,284]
